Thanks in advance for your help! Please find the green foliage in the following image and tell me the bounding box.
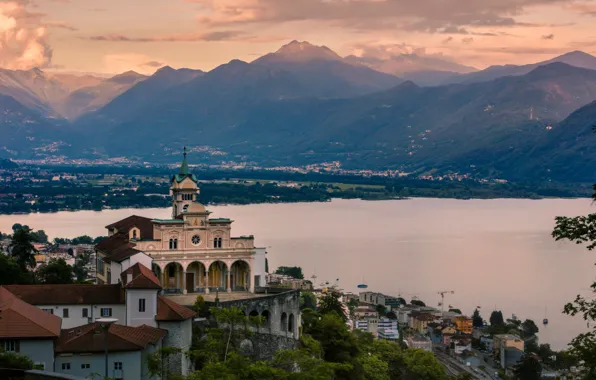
[0,351,34,370]
[274,266,304,279]
[36,258,74,284]
[0,254,32,285]
[73,251,91,282]
[192,295,209,317]
[472,308,483,327]
[146,346,183,380]
[513,355,542,380]
[357,354,390,380]
[490,310,505,326]
[402,349,448,380]
[318,291,347,321]
[521,319,539,337]
[9,227,37,270]
[376,304,387,317]
[299,292,317,310]
[553,184,596,379]
[30,229,48,243]
[411,299,426,307]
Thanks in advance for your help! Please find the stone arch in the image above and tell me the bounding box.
[249,310,259,317]
[230,260,251,291]
[261,310,270,329]
[152,263,161,279]
[288,313,295,334]
[163,262,184,292]
[207,261,228,291]
[281,312,288,332]
[186,261,207,292]
[235,242,245,249]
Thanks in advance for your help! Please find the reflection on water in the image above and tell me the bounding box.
[1,198,595,349]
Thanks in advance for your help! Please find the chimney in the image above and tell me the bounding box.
[126,273,133,285]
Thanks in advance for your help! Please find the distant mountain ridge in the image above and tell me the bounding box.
[2,42,596,182]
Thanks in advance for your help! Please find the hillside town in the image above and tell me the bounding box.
[0,153,588,380]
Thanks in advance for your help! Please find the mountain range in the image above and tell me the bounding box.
[0,41,595,182]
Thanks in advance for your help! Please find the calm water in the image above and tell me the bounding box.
[1,198,595,349]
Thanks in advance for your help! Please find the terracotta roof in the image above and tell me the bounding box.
[95,233,130,254]
[56,323,166,353]
[106,245,142,263]
[105,215,154,240]
[0,287,61,339]
[122,263,162,290]
[156,296,197,321]
[5,284,125,305]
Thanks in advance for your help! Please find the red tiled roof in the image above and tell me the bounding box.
[156,296,197,321]
[5,284,125,305]
[106,246,142,263]
[56,323,167,353]
[122,263,161,290]
[105,215,154,240]
[95,233,130,254]
[0,287,61,339]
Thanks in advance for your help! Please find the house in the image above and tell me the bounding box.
[500,347,524,370]
[442,326,457,345]
[480,335,494,352]
[354,305,378,319]
[493,334,524,358]
[451,336,472,355]
[55,323,167,380]
[406,335,432,351]
[378,328,400,341]
[0,287,61,371]
[5,284,126,329]
[454,316,473,335]
[409,312,436,333]
[5,262,197,378]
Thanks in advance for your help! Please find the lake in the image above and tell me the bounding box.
[1,198,595,350]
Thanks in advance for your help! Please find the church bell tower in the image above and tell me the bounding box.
[170,147,199,218]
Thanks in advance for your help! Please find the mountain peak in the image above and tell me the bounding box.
[257,40,342,63]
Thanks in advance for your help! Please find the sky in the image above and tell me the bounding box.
[2,0,596,75]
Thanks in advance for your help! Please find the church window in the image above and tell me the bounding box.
[169,238,178,250]
[132,230,137,239]
[214,237,222,248]
[192,235,201,246]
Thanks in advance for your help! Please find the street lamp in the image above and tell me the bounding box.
[96,318,118,379]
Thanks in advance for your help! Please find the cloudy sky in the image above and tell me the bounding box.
[2,0,596,74]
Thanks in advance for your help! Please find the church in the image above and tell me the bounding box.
[95,149,267,294]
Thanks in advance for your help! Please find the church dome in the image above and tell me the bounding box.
[185,202,207,213]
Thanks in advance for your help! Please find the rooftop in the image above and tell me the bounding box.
[56,323,167,353]
[0,287,62,339]
[156,296,197,321]
[5,284,124,305]
[122,263,161,290]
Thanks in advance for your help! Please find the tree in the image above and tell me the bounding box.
[31,230,48,244]
[402,349,448,380]
[11,223,23,233]
[0,254,30,285]
[36,258,74,284]
[274,266,304,279]
[521,319,539,337]
[192,295,209,317]
[318,291,347,321]
[513,355,542,380]
[411,299,426,307]
[490,310,505,326]
[0,351,34,370]
[9,228,38,271]
[553,184,596,378]
[146,346,182,380]
[472,308,484,327]
[376,304,387,317]
[357,354,390,380]
[73,251,91,282]
[386,311,398,320]
[299,291,317,310]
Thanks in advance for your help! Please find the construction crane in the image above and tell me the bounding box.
[437,290,455,314]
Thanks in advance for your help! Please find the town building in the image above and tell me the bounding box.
[493,334,525,357]
[54,323,167,380]
[378,328,400,341]
[406,335,432,351]
[454,316,473,335]
[95,149,267,293]
[354,305,378,319]
[0,287,61,371]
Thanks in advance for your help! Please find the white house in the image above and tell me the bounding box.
[0,287,62,371]
[55,323,166,380]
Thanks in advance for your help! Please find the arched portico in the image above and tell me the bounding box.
[230,260,251,292]
[162,262,184,293]
[186,261,207,293]
[208,261,228,292]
